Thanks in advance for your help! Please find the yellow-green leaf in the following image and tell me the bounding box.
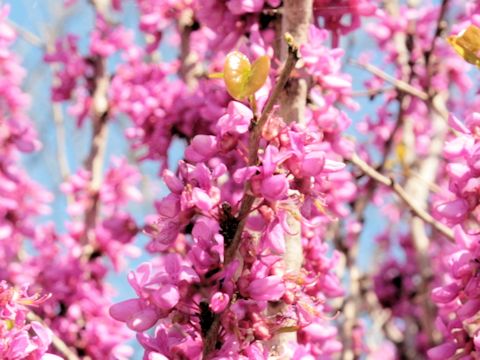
[224,51,251,99]
[447,25,480,67]
[4,319,14,330]
[208,72,224,79]
[245,55,270,97]
[223,51,271,100]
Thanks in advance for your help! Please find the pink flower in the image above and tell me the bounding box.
[431,283,459,304]
[427,342,457,360]
[210,292,230,313]
[185,135,218,163]
[435,199,469,222]
[151,284,180,310]
[248,275,285,301]
[217,101,252,136]
[110,298,159,331]
[261,174,289,201]
[226,0,264,14]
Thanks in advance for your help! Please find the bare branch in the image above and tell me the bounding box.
[350,60,429,101]
[350,87,394,98]
[349,153,454,241]
[268,1,312,356]
[79,0,111,253]
[6,19,44,47]
[28,312,79,360]
[52,103,72,181]
[202,37,299,359]
[178,9,200,89]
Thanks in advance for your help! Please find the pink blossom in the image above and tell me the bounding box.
[217,101,252,136]
[226,0,264,15]
[248,275,285,301]
[110,298,159,331]
[210,292,230,313]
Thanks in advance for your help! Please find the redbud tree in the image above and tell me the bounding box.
[1,0,480,359]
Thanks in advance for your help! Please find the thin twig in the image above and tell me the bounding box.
[202,36,299,359]
[404,0,451,346]
[424,0,449,72]
[6,19,44,47]
[27,312,80,360]
[350,87,394,98]
[269,3,311,355]
[225,38,299,263]
[79,0,111,255]
[349,153,454,241]
[51,89,71,181]
[350,60,429,101]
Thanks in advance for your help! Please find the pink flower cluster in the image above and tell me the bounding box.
[10,0,480,358]
[313,0,375,46]
[110,57,233,162]
[61,157,142,268]
[1,3,142,358]
[111,101,351,357]
[45,16,133,127]
[0,5,50,263]
[429,114,480,358]
[0,281,61,360]
[105,0,369,358]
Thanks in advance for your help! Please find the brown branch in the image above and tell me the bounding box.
[350,61,428,101]
[27,312,80,360]
[178,9,200,89]
[202,37,299,359]
[52,103,71,181]
[79,55,110,252]
[268,1,312,356]
[403,0,451,346]
[226,38,299,263]
[350,87,394,98]
[424,0,449,72]
[79,1,111,254]
[6,19,44,48]
[349,153,454,241]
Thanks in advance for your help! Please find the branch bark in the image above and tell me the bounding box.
[28,312,80,360]
[351,61,428,101]
[202,39,299,359]
[349,153,453,241]
[402,0,451,345]
[178,9,200,89]
[80,1,111,250]
[267,2,312,358]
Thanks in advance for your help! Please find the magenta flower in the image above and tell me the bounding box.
[210,292,230,313]
[217,101,252,136]
[248,275,286,301]
[110,298,160,331]
[260,174,289,202]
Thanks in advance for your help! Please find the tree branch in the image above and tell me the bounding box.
[350,60,428,101]
[52,103,71,181]
[6,19,44,48]
[178,8,200,89]
[79,0,111,255]
[28,312,80,360]
[403,0,451,346]
[202,37,299,359]
[268,1,312,357]
[349,153,454,241]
